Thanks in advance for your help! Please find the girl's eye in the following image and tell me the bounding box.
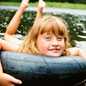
[45,36,51,41]
[57,37,64,41]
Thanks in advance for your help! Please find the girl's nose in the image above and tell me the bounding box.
[51,38,58,46]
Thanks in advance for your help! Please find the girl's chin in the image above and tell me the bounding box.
[46,52,62,57]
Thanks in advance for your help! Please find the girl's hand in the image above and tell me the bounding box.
[0,72,22,86]
[20,0,30,9]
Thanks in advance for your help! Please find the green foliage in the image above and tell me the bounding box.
[59,14,86,46]
[0,10,15,33]
[45,0,86,3]
[0,10,86,46]
[18,11,36,35]
[0,10,36,35]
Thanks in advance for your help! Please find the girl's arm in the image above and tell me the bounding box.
[5,0,29,39]
[33,0,46,25]
[36,0,46,18]
[5,0,45,36]
[78,48,86,58]
[1,0,29,51]
[67,47,86,58]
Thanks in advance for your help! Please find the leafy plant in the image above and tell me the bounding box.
[0,9,86,46]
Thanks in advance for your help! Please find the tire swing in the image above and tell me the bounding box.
[1,51,86,86]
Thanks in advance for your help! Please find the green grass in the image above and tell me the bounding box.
[0,2,20,6]
[46,2,86,9]
[0,2,86,10]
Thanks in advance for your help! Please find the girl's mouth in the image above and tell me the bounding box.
[49,48,60,52]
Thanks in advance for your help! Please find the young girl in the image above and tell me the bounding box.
[18,15,69,56]
[17,15,86,57]
[0,0,46,86]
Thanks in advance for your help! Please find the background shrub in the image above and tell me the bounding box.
[0,9,86,46]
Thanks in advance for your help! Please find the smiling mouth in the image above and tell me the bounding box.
[49,49,60,52]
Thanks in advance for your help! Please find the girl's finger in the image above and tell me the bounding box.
[4,73,22,84]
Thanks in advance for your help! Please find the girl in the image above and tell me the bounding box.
[17,15,86,57]
[18,15,70,56]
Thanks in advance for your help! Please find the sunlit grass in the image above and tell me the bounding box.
[0,2,86,10]
[46,2,86,9]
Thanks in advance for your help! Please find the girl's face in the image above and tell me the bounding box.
[36,33,65,57]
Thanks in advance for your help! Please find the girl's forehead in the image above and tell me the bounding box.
[41,32,63,37]
[41,32,53,35]
[40,28,64,36]
[40,30,55,35]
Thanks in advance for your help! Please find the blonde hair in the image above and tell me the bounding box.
[18,15,70,55]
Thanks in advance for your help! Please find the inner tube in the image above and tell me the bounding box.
[0,51,86,86]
